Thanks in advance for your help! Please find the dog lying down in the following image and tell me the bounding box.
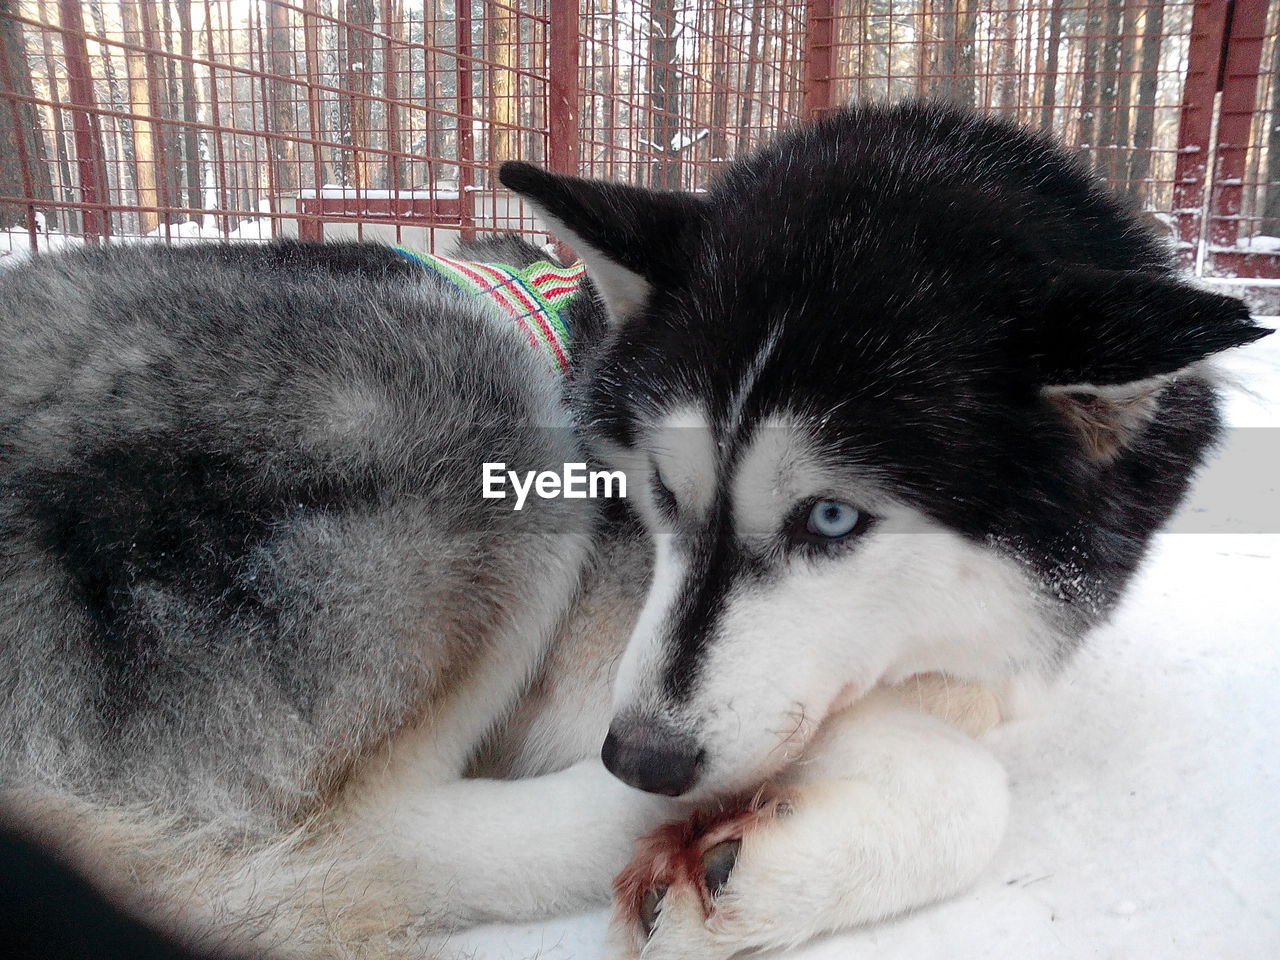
[0,101,1269,959]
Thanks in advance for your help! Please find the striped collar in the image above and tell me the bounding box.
[392,246,586,376]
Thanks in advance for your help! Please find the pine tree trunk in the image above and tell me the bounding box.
[268,0,298,194]
[649,0,679,188]
[597,0,616,177]
[488,1,516,166]
[916,0,932,98]
[175,0,203,212]
[934,0,975,107]
[1094,0,1125,182]
[931,0,951,100]
[708,0,728,161]
[40,0,79,231]
[156,0,183,223]
[118,0,160,232]
[346,0,379,192]
[1112,0,1141,191]
[1077,0,1104,166]
[1125,1,1165,203]
[996,0,1019,113]
[1040,0,1064,131]
[0,3,54,229]
[386,0,406,189]
[955,0,976,108]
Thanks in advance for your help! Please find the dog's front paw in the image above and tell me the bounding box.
[606,693,1010,959]
[608,788,796,960]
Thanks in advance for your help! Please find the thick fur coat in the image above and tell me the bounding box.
[0,103,1269,958]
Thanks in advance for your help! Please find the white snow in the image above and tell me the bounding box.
[1,218,279,268]
[1236,235,1280,254]
[453,330,1280,959]
[670,128,710,152]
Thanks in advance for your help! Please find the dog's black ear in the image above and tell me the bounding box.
[1026,267,1270,386]
[499,161,705,323]
[1024,267,1271,459]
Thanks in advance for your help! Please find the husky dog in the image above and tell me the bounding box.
[0,102,1270,958]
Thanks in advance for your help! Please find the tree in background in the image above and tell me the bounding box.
[1125,0,1165,206]
[345,0,378,191]
[267,0,297,196]
[1039,0,1065,131]
[1094,0,1125,181]
[0,1,55,230]
[648,0,679,188]
[487,0,516,168]
[118,0,159,232]
[1111,0,1142,192]
[175,0,202,212]
[932,0,975,108]
[1077,0,1104,161]
[87,0,131,233]
[38,0,77,231]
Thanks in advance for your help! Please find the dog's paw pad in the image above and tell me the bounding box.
[701,839,739,896]
[638,884,668,936]
[613,791,793,950]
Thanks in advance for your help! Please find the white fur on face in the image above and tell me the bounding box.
[610,407,715,721]
[647,405,717,521]
[615,410,1064,800]
[689,514,1059,798]
[611,532,686,719]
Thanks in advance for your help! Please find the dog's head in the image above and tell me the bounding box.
[502,105,1270,800]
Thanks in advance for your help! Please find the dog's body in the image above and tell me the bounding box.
[0,103,1268,958]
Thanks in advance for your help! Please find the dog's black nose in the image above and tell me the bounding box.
[601,718,703,796]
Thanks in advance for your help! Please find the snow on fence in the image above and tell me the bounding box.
[1,1,1277,286]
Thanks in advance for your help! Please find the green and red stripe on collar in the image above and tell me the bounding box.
[392,246,587,377]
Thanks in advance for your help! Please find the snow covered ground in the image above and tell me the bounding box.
[454,327,1280,960]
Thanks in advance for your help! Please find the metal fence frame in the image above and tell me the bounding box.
[1,0,1277,291]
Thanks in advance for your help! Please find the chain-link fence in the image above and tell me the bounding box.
[1,1,1276,287]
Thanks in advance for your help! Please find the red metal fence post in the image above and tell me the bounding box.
[1172,0,1232,272]
[56,0,108,240]
[547,0,580,259]
[1205,0,1276,279]
[803,0,835,120]
[548,0,581,177]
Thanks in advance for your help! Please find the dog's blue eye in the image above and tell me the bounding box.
[807,500,859,538]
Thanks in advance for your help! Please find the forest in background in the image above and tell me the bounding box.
[1,0,1278,244]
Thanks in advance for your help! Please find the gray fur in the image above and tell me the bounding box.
[0,241,594,838]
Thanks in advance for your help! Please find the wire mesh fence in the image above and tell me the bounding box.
[824,1,1199,220]
[578,1,809,187]
[0,0,1276,282]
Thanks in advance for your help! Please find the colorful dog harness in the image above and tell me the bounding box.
[392,246,586,376]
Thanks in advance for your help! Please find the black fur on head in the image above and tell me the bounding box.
[503,101,1272,616]
[1020,265,1267,386]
